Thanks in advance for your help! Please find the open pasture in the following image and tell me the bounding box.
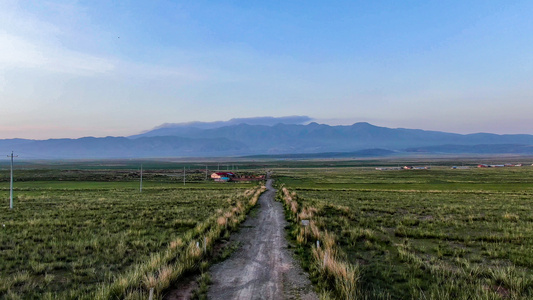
[0,167,261,299]
[277,166,533,299]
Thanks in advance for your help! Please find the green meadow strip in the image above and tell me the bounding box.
[0,181,265,299]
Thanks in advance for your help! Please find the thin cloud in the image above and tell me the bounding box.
[0,0,115,75]
[0,2,201,79]
[0,32,115,74]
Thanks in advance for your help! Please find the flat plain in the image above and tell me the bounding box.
[3,160,533,299]
[0,167,262,299]
[276,165,533,299]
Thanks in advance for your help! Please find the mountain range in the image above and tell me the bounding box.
[2,116,533,159]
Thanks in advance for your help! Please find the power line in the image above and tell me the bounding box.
[7,151,18,209]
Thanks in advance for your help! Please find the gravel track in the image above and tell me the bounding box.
[207,179,317,300]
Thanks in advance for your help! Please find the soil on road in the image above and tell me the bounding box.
[207,179,318,300]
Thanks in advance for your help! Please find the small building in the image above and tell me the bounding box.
[211,172,236,182]
[413,166,430,170]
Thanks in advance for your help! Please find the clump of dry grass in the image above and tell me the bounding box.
[503,212,519,222]
[249,186,266,205]
[243,189,255,197]
[311,231,359,299]
[298,206,318,221]
[290,201,299,214]
[309,220,321,240]
[142,274,157,289]
[297,231,306,244]
[169,238,184,250]
[279,186,360,299]
[156,266,173,290]
[217,216,228,227]
[187,240,203,259]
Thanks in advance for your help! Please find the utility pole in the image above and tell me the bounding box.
[183,167,186,185]
[205,165,208,181]
[8,151,17,209]
[140,164,143,192]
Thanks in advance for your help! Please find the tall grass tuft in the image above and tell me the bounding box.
[279,185,360,299]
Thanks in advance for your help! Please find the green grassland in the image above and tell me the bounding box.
[276,166,533,299]
[0,168,262,299]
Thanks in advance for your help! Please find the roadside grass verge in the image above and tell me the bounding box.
[94,185,266,300]
[277,167,533,299]
[278,186,360,299]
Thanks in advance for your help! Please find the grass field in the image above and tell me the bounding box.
[276,166,533,299]
[0,168,263,299]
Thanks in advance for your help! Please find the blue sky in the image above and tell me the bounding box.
[1,0,532,139]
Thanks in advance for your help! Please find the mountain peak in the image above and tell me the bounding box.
[352,122,375,127]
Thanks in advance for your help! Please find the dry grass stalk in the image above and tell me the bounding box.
[322,231,336,250]
[156,266,173,290]
[187,241,202,258]
[142,274,157,289]
[310,221,321,240]
[290,201,298,214]
[297,231,306,244]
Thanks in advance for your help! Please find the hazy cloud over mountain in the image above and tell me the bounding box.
[151,116,312,130]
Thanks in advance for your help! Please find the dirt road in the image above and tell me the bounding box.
[207,179,317,300]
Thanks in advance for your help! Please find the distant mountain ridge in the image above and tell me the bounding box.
[2,117,533,159]
[132,121,533,154]
[131,116,312,138]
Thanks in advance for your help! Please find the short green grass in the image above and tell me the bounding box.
[0,169,255,299]
[277,166,533,299]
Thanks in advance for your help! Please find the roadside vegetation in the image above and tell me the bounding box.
[277,166,533,299]
[0,167,264,299]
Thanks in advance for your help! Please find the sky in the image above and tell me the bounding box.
[1,0,532,139]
